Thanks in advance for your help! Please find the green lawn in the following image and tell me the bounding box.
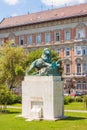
[0,103,87,130]
[8,102,87,110]
[64,102,87,110]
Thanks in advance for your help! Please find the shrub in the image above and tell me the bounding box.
[13,94,22,104]
[75,96,83,102]
[64,96,69,105]
[64,96,74,105]
[0,85,14,105]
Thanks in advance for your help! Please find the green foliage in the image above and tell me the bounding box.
[51,50,60,62]
[0,85,13,106]
[64,95,83,105]
[26,49,42,66]
[64,96,75,104]
[15,66,25,76]
[83,95,87,108]
[64,96,69,105]
[0,84,21,106]
[83,95,87,102]
[75,96,83,102]
[0,45,27,90]
[12,94,22,104]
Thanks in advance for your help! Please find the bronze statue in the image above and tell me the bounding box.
[26,48,62,76]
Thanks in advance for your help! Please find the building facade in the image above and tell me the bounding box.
[0,4,87,93]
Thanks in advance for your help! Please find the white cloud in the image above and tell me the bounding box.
[41,0,86,6]
[4,0,20,5]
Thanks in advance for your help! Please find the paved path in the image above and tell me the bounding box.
[65,110,87,113]
[7,106,21,109]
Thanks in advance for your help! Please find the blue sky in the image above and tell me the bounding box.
[0,0,87,22]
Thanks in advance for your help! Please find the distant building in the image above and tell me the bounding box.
[0,3,87,93]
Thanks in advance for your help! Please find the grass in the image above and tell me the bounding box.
[8,103,22,107]
[64,102,87,110]
[0,103,87,130]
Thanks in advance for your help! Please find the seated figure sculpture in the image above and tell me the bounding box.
[26,48,62,76]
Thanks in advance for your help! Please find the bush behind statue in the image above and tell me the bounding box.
[7,94,22,105]
[64,96,75,105]
[64,95,83,105]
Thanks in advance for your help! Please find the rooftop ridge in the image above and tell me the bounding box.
[3,3,87,20]
[0,3,87,29]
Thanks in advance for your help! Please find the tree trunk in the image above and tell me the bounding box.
[86,101,87,108]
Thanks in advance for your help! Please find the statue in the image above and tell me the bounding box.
[26,48,62,76]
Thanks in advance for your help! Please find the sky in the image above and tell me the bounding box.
[0,0,87,22]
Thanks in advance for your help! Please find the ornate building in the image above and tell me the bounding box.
[0,3,87,93]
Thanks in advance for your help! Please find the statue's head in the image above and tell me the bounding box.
[41,48,52,63]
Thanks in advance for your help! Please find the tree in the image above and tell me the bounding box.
[0,85,13,112]
[0,45,27,90]
[83,95,87,108]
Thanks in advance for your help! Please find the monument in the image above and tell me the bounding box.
[22,48,64,120]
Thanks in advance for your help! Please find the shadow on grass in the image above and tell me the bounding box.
[63,116,87,121]
[0,110,21,114]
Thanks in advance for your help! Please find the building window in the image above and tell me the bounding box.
[55,48,60,56]
[45,32,50,43]
[66,48,70,56]
[19,36,24,45]
[36,34,41,44]
[65,31,70,40]
[76,46,81,55]
[55,32,60,42]
[82,81,86,90]
[27,35,32,45]
[77,29,84,39]
[77,81,81,89]
[66,64,70,74]
[77,63,81,75]
[82,46,86,56]
[83,63,87,74]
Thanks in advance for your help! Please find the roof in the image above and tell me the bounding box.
[0,3,87,29]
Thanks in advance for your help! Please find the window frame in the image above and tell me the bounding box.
[77,63,81,75]
[55,32,60,42]
[65,31,70,41]
[82,63,87,74]
[27,35,32,45]
[45,32,50,43]
[77,29,85,39]
[76,46,82,55]
[36,34,41,44]
[19,36,24,46]
[82,46,87,56]
[65,48,70,56]
[66,64,70,74]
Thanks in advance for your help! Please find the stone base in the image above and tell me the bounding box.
[22,76,64,120]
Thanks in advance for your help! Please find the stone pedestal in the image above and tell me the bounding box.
[22,76,64,120]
